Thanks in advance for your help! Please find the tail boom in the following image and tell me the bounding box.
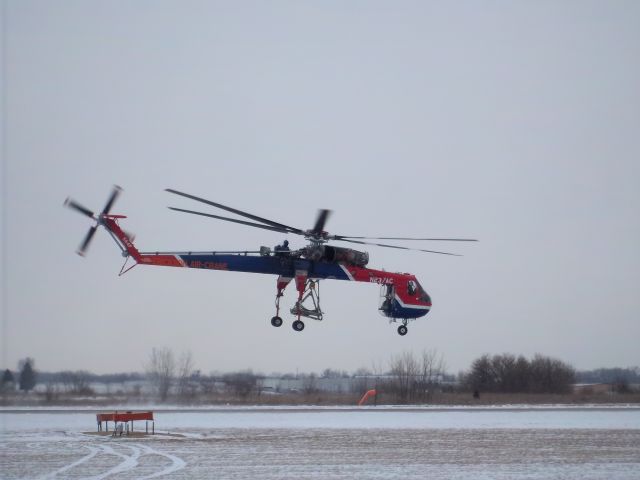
[102,217,142,262]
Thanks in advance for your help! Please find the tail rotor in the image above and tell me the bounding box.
[101,185,122,216]
[77,225,98,257]
[63,198,95,219]
[64,185,123,256]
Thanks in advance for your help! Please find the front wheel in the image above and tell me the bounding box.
[292,320,305,332]
[397,325,408,336]
[271,316,283,327]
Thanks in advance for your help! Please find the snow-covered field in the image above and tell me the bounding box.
[2,406,639,479]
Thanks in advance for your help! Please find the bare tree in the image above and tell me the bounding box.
[492,354,518,392]
[146,347,175,401]
[176,350,195,399]
[44,382,59,403]
[466,354,496,392]
[389,351,420,403]
[223,370,258,399]
[513,355,531,392]
[303,373,318,394]
[417,349,446,401]
[58,370,93,394]
[529,354,575,394]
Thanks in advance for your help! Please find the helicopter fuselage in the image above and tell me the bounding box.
[105,217,432,320]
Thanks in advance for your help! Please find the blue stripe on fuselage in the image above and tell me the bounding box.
[176,254,352,280]
[382,298,430,319]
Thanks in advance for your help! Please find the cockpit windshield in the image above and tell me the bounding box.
[412,280,431,304]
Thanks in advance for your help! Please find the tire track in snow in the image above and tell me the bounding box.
[135,444,186,479]
[37,445,100,479]
[85,444,141,479]
[35,436,185,479]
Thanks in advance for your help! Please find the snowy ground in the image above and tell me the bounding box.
[1,406,639,479]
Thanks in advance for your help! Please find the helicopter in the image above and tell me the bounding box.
[64,186,476,336]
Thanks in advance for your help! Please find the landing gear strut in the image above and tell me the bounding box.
[289,278,322,333]
[290,279,323,321]
[271,275,291,328]
[270,274,322,332]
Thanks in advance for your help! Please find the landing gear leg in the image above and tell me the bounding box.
[271,275,291,328]
[291,271,308,332]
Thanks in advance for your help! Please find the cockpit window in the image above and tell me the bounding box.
[413,280,431,304]
[407,281,416,296]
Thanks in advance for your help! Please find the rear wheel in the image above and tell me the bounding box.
[271,316,283,327]
[397,325,408,336]
[292,320,305,332]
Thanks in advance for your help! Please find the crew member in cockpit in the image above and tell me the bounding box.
[274,239,290,256]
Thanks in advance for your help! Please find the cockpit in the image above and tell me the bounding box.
[378,278,431,318]
[409,279,431,304]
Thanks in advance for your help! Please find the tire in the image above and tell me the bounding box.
[397,325,408,336]
[271,316,283,327]
[292,320,305,332]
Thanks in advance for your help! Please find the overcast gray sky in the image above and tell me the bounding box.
[1,0,639,375]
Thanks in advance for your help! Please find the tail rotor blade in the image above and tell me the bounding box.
[64,198,95,219]
[101,185,123,215]
[77,225,98,257]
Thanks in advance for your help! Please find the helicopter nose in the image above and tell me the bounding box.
[423,292,432,316]
[420,289,432,309]
[424,291,432,306]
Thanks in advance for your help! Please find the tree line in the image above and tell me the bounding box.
[1,358,37,393]
[461,353,576,394]
[3,350,637,402]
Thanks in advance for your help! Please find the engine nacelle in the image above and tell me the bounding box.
[304,245,369,267]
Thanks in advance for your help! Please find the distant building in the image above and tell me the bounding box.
[573,383,614,395]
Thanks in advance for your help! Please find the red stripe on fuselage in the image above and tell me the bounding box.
[340,265,432,308]
[138,255,184,267]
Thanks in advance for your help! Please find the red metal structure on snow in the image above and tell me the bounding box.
[96,411,155,434]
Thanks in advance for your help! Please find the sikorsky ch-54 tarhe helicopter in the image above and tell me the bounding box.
[64,186,476,336]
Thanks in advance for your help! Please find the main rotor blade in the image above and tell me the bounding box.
[335,236,478,242]
[101,185,122,215]
[64,198,95,219]
[168,207,293,235]
[77,225,98,256]
[311,209,332,235]
[337,238,462,256]
[166,189,304,234]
